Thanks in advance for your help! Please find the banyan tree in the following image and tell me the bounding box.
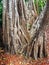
[3,0,48,60]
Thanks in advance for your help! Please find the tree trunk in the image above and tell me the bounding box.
[3,0,48,60]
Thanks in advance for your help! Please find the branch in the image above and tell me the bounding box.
[29,5,46,44]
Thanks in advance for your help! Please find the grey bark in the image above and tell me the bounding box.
[3,0,47,60]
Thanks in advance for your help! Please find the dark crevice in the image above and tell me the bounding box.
[0,27,5,50]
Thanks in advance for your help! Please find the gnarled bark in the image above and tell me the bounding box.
[3,0,47,60]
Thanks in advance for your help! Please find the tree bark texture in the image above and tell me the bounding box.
[3,0,47,60]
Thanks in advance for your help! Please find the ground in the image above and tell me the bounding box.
[0,26,49,65]
[0,53,49,65]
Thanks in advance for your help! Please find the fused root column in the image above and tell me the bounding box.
[3,0,47,60]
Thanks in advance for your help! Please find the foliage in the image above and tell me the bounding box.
[34,0,46,14]
[0,0,2,27]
